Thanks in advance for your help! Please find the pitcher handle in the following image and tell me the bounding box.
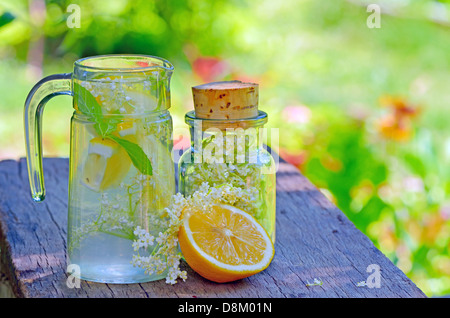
[24,73,73,202]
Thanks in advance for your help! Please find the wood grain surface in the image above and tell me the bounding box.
[0,158,426,298]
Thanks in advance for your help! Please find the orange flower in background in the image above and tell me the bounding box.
[183,43,230,83]
[376,96,421,142]
[320,154,343,172]
[279,148,307,168]
[173,133,191,151]
[184,43,264,85]
[191,56,263,84]
[421,212,449,246]
[192,56,230,83]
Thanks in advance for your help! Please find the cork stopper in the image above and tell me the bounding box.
[192,80,259,120]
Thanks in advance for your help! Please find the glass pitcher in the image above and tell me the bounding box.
[24,55,175,283]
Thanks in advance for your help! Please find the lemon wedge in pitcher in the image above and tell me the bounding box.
[82,137,131,192]
[116,121,138,142]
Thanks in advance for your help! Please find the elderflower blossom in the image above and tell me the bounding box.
[131,182,258,284]
[79,77,158,115]
[306,278,323,287]
[132,226,155,251]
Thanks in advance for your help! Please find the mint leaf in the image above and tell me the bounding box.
[73,82,103,118]
[106,135,153,176]
[74,82,121,137]
[95,110,122,137]
[73,82,151,175]
[0,12,15,28]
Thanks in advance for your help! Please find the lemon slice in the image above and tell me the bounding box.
[178,204,275,283]
[81,137,131,192]
[123,91,158,114]
[115,120,138,143]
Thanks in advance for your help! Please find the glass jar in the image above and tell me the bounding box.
[178,110,276,242]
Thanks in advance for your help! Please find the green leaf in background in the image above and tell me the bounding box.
[403,153,427,178]
[0,12,15,28]
[106,135,153,176]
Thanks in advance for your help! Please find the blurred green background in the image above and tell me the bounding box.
[0,0,449,297]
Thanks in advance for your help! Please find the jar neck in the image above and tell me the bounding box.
[185,110,267,130]
[188,122,263,145]
[186,110,266,144]
[185,111,268,164]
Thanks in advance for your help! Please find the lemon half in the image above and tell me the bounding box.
[81,137,131,192]
[178,204,275,283]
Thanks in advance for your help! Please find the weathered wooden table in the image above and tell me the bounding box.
[0,158,426,298]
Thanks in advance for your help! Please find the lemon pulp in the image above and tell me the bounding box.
[81,137,131,192]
